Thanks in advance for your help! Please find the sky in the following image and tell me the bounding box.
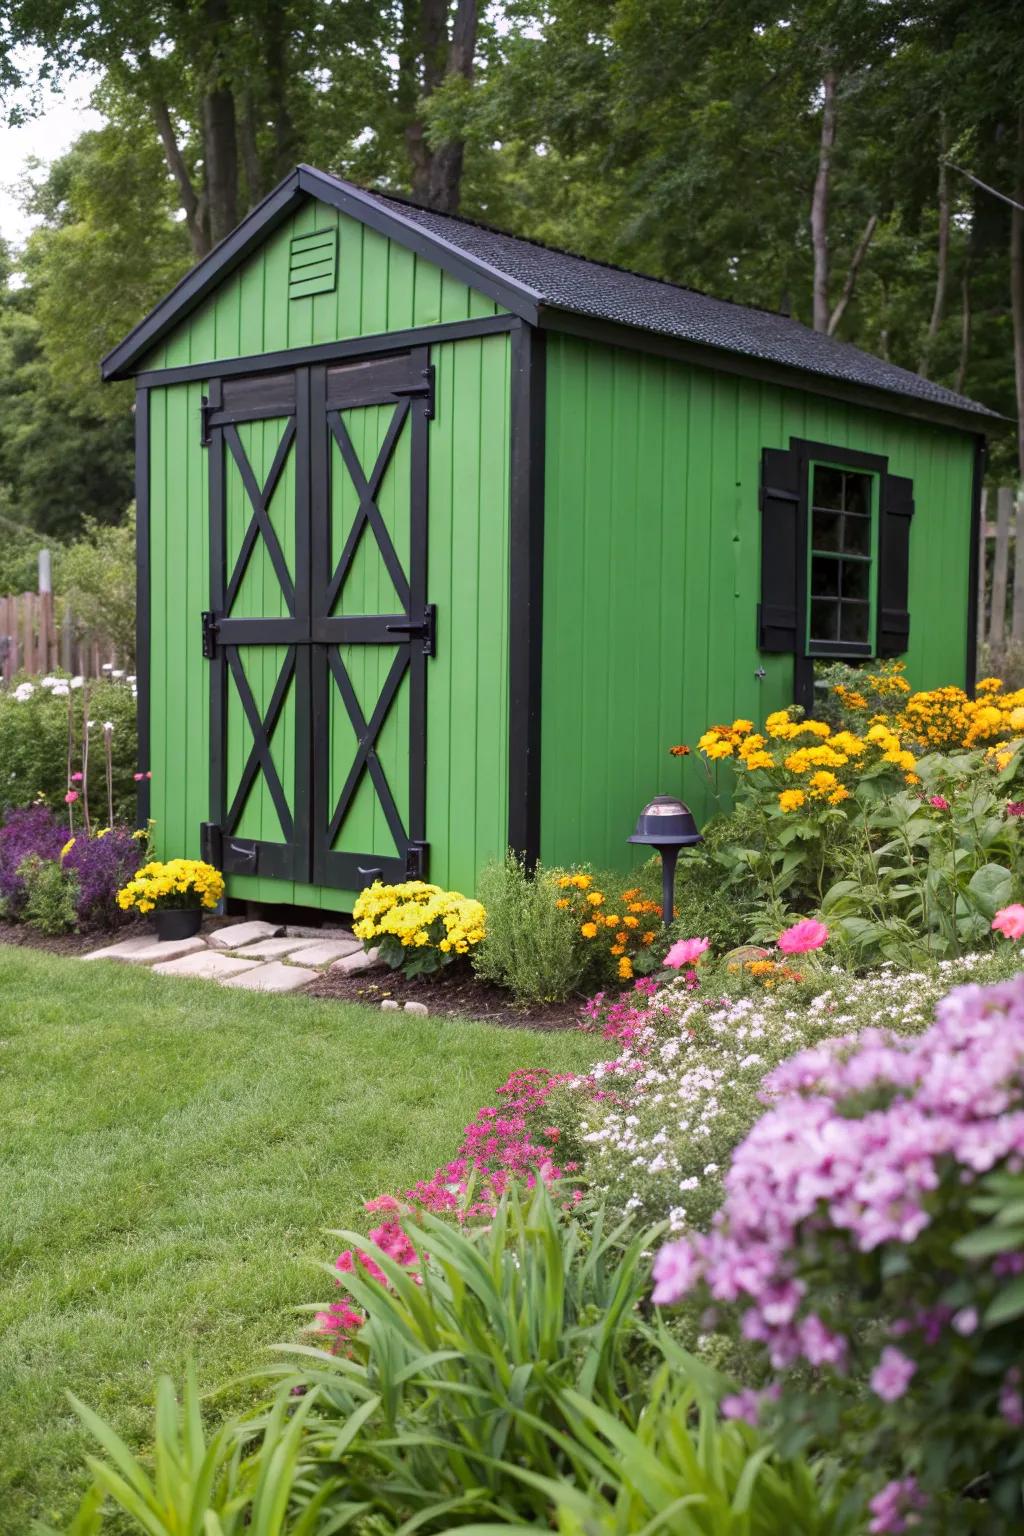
[1,61,103,249]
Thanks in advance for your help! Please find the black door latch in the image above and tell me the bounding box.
[201,611,219,659]
[384,604,436,657]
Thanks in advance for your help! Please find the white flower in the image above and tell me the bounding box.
[12,682,34,701]
[103,720,114,733]
[50,683,70,697]
[102,663,113,672]
[70,676,84,688]
[39,675,59,688]
[111,669,125,678]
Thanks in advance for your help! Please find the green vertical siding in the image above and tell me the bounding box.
[146,332,510,910]
[539,333,977,872]
[141,203,503,371]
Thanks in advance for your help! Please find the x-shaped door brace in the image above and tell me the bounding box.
[224,646,296,843]
[223,421,297,615]
[326,401,411,614]
[326,645,409,856]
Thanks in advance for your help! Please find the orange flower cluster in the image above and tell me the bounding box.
[832,665,1024,754]
[555,873,661,982]
[726,957,805,991]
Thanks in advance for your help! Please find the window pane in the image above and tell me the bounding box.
[842,514,871,556]
[840,601,869,643]
[812,510,841,552]
[813,465,844,510]
[810,597,839,641]
[842,560,869,601]
[811,555,840,597]
[843,472,871,516]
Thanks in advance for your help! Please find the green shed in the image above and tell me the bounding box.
[103,164,995,916]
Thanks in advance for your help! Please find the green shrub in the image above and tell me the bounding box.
[18,853,78,934]
[0,675,137,822]
[474,854,598,1002]
[58,512,136,667]
[56,1187,855,1533]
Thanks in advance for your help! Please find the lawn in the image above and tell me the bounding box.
[0,945,602,1532]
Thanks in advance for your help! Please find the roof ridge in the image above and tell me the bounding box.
[363,184,790,324]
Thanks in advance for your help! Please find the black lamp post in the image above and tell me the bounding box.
[628,796,703,925]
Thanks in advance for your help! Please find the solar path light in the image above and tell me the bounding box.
[627,795,703,926]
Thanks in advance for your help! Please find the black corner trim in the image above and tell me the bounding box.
[966,434,987,693]
[507,322,546,868]
[134,385,151,828]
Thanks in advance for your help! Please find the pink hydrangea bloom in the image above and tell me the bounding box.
[664,936,710,968]
[992,904,1024,939]
[870,1346,916,1402]
[777,919,828,954]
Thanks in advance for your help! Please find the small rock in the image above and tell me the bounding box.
[381,999,400,1011]
[207,920,284,950]
[403,1000,429,1016]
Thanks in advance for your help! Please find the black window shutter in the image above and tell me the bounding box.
[758,446,803,652]
[877,473,914,656]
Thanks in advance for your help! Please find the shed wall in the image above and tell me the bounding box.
[146,331,511,910]
[142,203,502,371]
[539,333,976,871]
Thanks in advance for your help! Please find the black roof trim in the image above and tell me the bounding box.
[103,164,998,430]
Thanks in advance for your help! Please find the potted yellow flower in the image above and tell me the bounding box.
[116,858,225,940]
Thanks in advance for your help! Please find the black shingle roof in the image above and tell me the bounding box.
[366,187,996,422]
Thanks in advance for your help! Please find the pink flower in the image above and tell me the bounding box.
[64,790,78,804]
[1007,802,1024,817]
[664,936,710,969]
[868,1477,926,1534]
[777,918,828,955]
[870,1345,916,1402]
[133,772,144,782]
[992,904,1024,940]
[71,771,84,783]
[929,794,950,810]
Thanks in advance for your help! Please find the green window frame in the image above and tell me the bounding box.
[805,458,879,659]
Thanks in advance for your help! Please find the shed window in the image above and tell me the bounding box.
[806,461,877,658]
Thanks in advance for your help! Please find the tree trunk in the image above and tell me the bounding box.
[955,265,972,395]
[203,84,239,245]
[919,132,951,378]
[827,213,877,335]
[239,91,264,210]
[402,0,477,211]
[151,98,209,260]
[264,2,298,179]
[811,71,838,333]
[1012,110,1024,483]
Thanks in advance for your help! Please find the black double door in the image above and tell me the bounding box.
[202,348,434,890]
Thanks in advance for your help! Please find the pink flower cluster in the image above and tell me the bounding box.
[867,1477,926,1534]
[652,974,1024,1388]
[581,977,670,1045]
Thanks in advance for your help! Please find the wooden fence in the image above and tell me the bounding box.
[0,591,121,682]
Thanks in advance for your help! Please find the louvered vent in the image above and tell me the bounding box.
[288,227,338,299]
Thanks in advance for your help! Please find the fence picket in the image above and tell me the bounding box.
[0,590,119,681]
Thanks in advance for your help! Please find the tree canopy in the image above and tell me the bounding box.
[0,0,1022,546]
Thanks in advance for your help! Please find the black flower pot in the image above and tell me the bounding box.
[153,908,203,942]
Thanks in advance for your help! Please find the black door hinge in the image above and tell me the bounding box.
[392,366,435,420]
[199,395,214,446]
[201,611,219,658]
[384,603,436,657]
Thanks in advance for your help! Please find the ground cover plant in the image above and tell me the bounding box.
[0,944,601,1530]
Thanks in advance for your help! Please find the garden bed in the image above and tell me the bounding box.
[305,959,585,1030]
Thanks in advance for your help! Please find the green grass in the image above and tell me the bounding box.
[0,945,602,1532]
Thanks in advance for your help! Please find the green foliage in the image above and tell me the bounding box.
[59,512,137,665]
[18,852,77,934]
[474,854,598,1002]
[0,676,137,822]
[59,1186,853,1533]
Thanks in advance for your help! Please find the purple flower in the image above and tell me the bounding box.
[652,1239,703,1304]
[1000,1368,1024,1428]
[870,1346,916,1403]
[62,827,141,929]
[868,1476,926,1533]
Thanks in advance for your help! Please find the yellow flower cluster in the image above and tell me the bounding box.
[117,859,224,914]
[556,873,661,981]
[831,666,1024,753]
[352,879,485,955]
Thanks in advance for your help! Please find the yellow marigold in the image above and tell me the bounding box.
[703,739,735,761]
[808,770,839,797]
[731,718,754,735]
[623,915,639,928]
[610,943,625,956]
[828,785,850,805]
[557,875,572,888]
[744,750,775,771]
[765,710,798,739]
[778,788,806,813]
[555,897,570,909]
[618,955,634,980]
[586,890,604,906]
[905,772,922,786]
[1010,707,1024,731]
[977,676,1003,693]
[642,930,656,944]
[604,913,620,927]
[581,921,598,939]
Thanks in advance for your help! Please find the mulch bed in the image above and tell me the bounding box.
[305,962,585,1031]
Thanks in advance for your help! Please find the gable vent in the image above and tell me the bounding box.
[288,227,337,299]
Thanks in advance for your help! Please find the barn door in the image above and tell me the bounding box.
[310,349,434,889]
[203,371,311,882]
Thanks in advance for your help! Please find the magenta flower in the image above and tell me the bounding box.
[870,1346,916,1402]
[1007,802,1024,817]
[664,936,710,969]
[64,790,78,804]
[777,918,828,955]
[868,1476,926,1534]
[71,771,84,783]
[992,904,1024,940]
[928,794,950,810]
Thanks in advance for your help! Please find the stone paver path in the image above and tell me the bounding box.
[82,918,382,996]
